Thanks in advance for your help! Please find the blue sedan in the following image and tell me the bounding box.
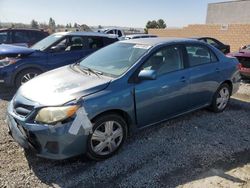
[0,32,118,87]
[6,38,240,160]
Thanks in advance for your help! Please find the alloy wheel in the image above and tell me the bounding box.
[21,73,38,85]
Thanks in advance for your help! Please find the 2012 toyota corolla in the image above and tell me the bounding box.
[6,38,240,160]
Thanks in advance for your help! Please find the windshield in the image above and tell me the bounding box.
[79,42,151,77]
[31,33,64,51]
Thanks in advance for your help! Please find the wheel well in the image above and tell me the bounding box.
[91,109,133,133]
[14,67,43,84]
[222,80,233,95]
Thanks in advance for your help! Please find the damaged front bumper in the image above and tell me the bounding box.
[6,100,92,160]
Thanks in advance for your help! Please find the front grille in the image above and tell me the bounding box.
[14,104,33,117]
[13,96,35,117]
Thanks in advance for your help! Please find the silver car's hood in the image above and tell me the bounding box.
[17,65,111,106]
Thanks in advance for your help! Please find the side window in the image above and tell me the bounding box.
[50,36,85,52]
[13,31,29,43]
[66,36,85,51]
[117,30,122,37]
[107,30,114,34]
[0,31,8,43]
[104,37,118,45]
[186,45,218,67]
[87,37,104,49]
[142,45,184,76]
[50,37,68,52]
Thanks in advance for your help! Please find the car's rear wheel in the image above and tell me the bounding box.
[87,114,127,160]
[15,69,42,88]
[210,83,231,113]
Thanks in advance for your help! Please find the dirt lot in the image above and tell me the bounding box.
[0,82,250,188]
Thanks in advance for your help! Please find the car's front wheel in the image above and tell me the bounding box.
[87,114,127,160]
[210,83,231,113]
[15,69,42,88]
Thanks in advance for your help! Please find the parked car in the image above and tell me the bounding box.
[0,28,49,47]
[125,34,157,40]
[194,37,230,54]
[227,45,250,79]
[6,38,240,160]
[0,32,118,87]
[98,28,125,38]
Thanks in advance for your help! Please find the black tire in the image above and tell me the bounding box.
[209,83,231,113]
[15,68,42,88]
[87,114,127,161]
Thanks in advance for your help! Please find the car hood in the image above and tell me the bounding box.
[0,44,35,56]
[17,65,111,106]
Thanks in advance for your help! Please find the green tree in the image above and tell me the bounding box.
[31,19,39,29]
[74,23,78,28]
[39,22,49,29]
[145,19,167,33]
[49,17,56,32]
[146,20,158,29]
[157,19,166,29]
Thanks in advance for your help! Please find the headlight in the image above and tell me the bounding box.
[35,105,79,124]
[0,57,18,67]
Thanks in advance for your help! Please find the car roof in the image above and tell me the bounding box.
[120,37,197,46]
[60,31,118,38]
[126,34,157,37]
[191,37,215,40]
[0,28,46,32]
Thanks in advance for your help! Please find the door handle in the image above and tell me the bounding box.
[215,68,220,72]
[180,76,187,82]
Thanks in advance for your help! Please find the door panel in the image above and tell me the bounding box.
[134,44,190,127]
[187,63,221,108]
[135,70,190,127]
[47,50,85,70]
[186,44,222,108]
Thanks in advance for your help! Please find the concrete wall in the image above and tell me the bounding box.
[206,0,250,24]
[148,24,250,52]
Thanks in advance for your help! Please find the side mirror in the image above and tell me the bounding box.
[138,69,157,80]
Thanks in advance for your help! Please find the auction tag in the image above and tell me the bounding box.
[68,107,92,135]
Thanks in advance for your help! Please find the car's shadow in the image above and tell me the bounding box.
[241,78,250,84]
[0,84,16,101]
[24,98,250,188]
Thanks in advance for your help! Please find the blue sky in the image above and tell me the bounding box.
[0,0,229,28]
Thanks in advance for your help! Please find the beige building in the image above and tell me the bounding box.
[148,0,250,51]
[206,0,250,24]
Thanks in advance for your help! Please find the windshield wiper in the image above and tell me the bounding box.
[80,66,103,78]
[72,64,88,75]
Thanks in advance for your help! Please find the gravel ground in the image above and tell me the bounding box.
[0,83,250,188]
